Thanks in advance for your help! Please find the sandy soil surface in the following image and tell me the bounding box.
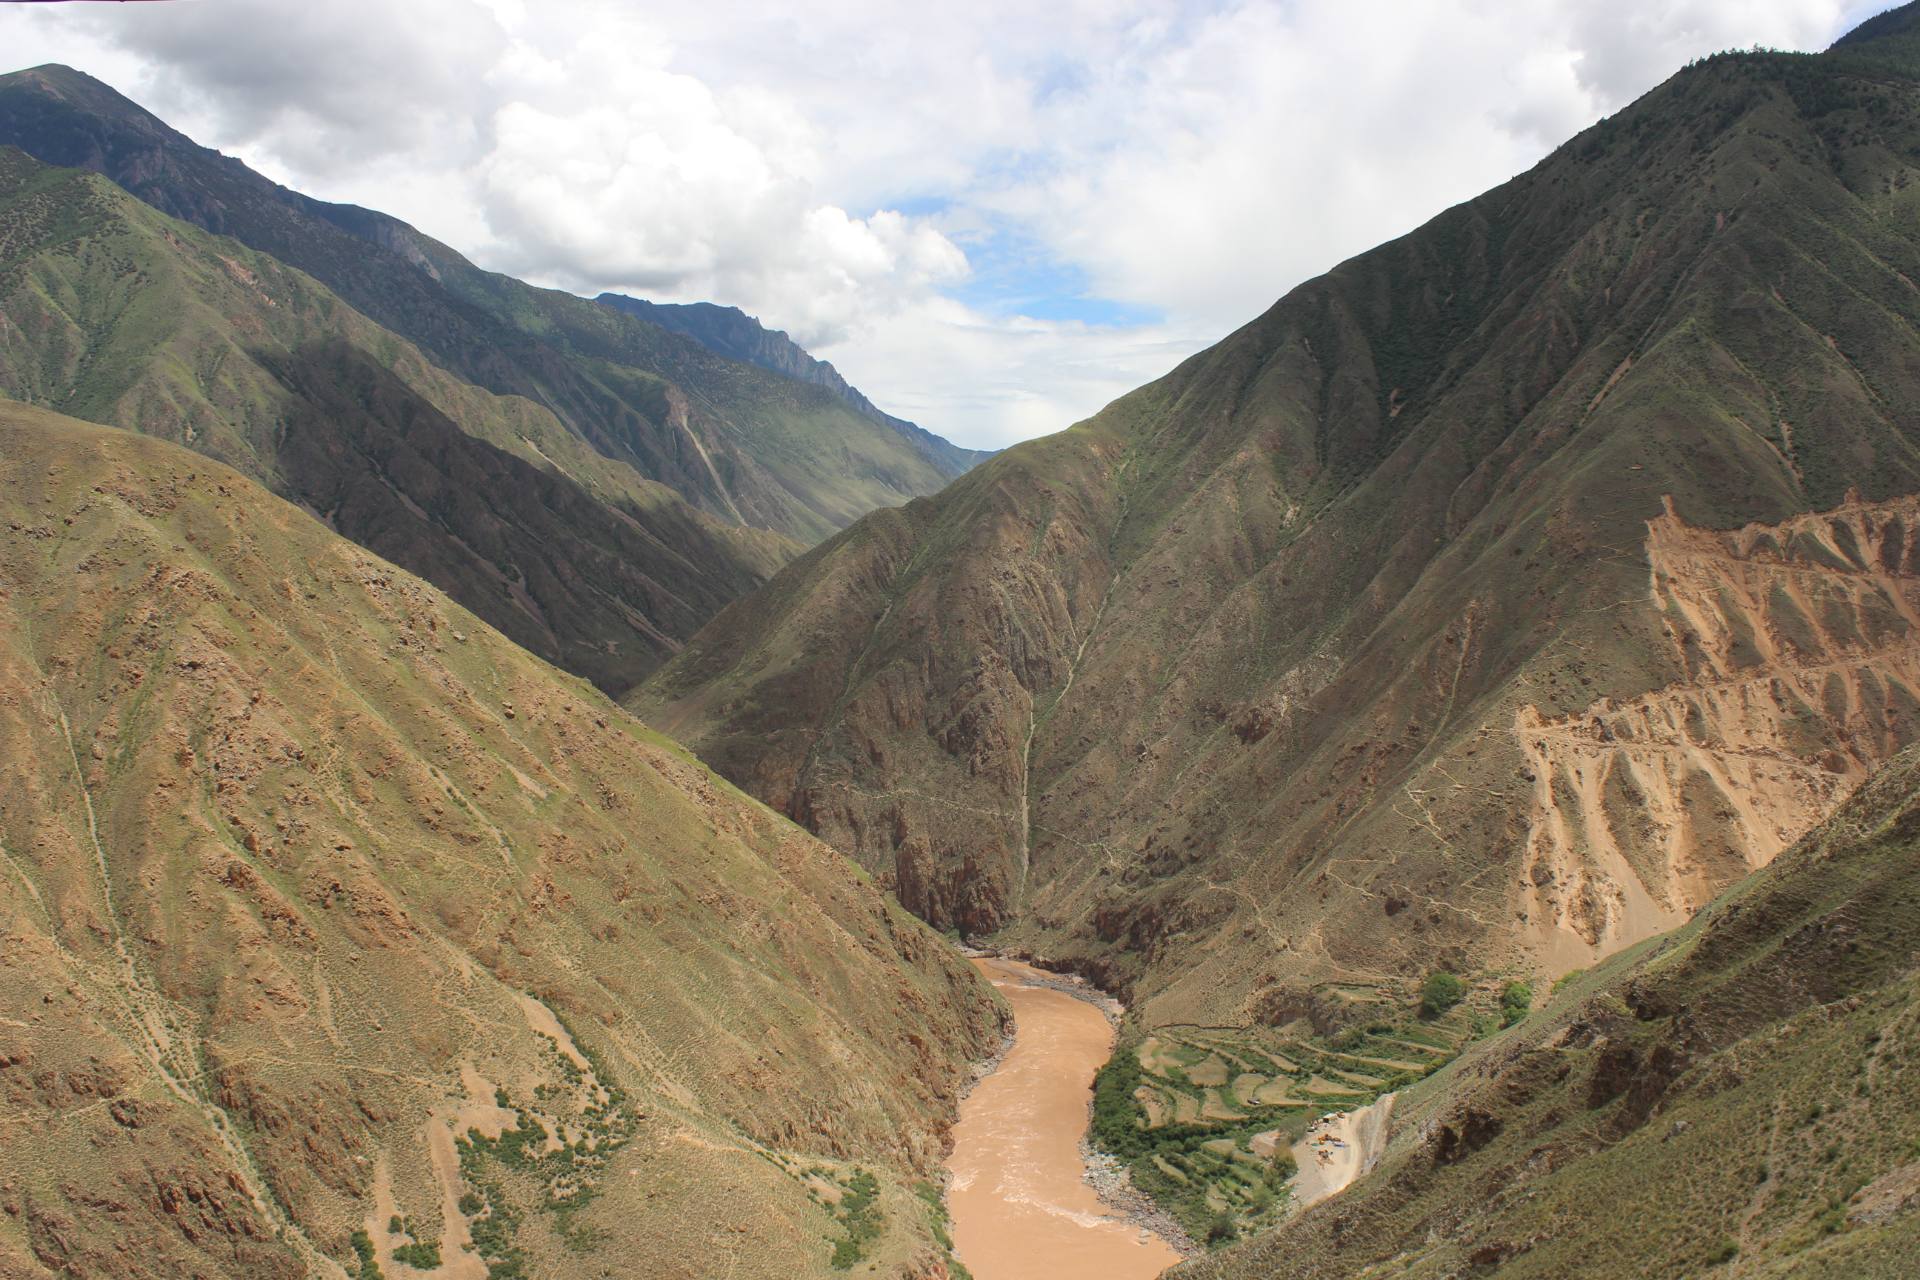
[947,958,1181,1280]
[1290,1092,1396,1209]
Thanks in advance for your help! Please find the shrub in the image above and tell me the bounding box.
[1501,981,1534,1026]
[349,1229,384,1280]
[1421,972,1466,1017]
[827,1169,884,1270]
[1090,1046,1148,1158]
[393,1241,441,1269]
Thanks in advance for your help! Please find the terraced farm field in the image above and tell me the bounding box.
[1094,985,1497,1245]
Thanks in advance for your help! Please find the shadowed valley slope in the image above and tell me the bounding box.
[0,145,796,693]
[0,64,976,546]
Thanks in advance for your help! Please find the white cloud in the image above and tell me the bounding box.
[827,300,1212,452]
[475,61,967,347]
[988,0,1853,327]
[0,0,1889,448]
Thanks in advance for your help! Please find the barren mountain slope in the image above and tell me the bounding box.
[1178,741,1920,1279]
[637,21,1920,1024]
[0,64,973,545]
[0,402,1002,1280]
[0,146,796,693]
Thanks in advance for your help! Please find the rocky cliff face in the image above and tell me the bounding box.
[637,29,1920,1022]
[0,402,1003,1279]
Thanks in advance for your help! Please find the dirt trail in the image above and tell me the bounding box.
[419,1120,490,1279]
[1289,1093,1395,1209]
[947,958,1180,1280]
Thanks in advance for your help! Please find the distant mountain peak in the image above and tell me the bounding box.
[0,64,983,549]
[1832,1,1920,48]
[8,62,166,125]
[598,293,991,478]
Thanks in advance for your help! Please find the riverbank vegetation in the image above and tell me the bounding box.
[1091,977,1519,1243]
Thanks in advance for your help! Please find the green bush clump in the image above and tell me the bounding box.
[1422,972,1467,1017]
[827,1169,884,1270]
[453,1016,642,1264]
[392,1240,442,1269]
[913,1181,957,1254]
[1501,981,1534,1026]
[455,1133,528,1279]
[349,1229,385,1280]
[1091,1044,1149,1156]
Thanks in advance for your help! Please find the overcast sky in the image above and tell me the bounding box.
[0,1,1898,448]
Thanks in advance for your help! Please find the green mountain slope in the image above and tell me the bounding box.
[0,64,973,544]
[636,15,1920,1027]
[0,145,793,693]
[597,294,993,477]
[1179,741,1920,1279]
[0,399,1002,1280]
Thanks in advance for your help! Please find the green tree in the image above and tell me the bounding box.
[1421,972,1466,1017]
[1501,981,1534,1026]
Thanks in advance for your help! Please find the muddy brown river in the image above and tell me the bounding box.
[947,958,1181,1280]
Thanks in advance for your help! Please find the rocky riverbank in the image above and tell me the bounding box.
[945,955,1183,1278]
[1083,1145,1201,1260]
[962,947,1198,1259]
